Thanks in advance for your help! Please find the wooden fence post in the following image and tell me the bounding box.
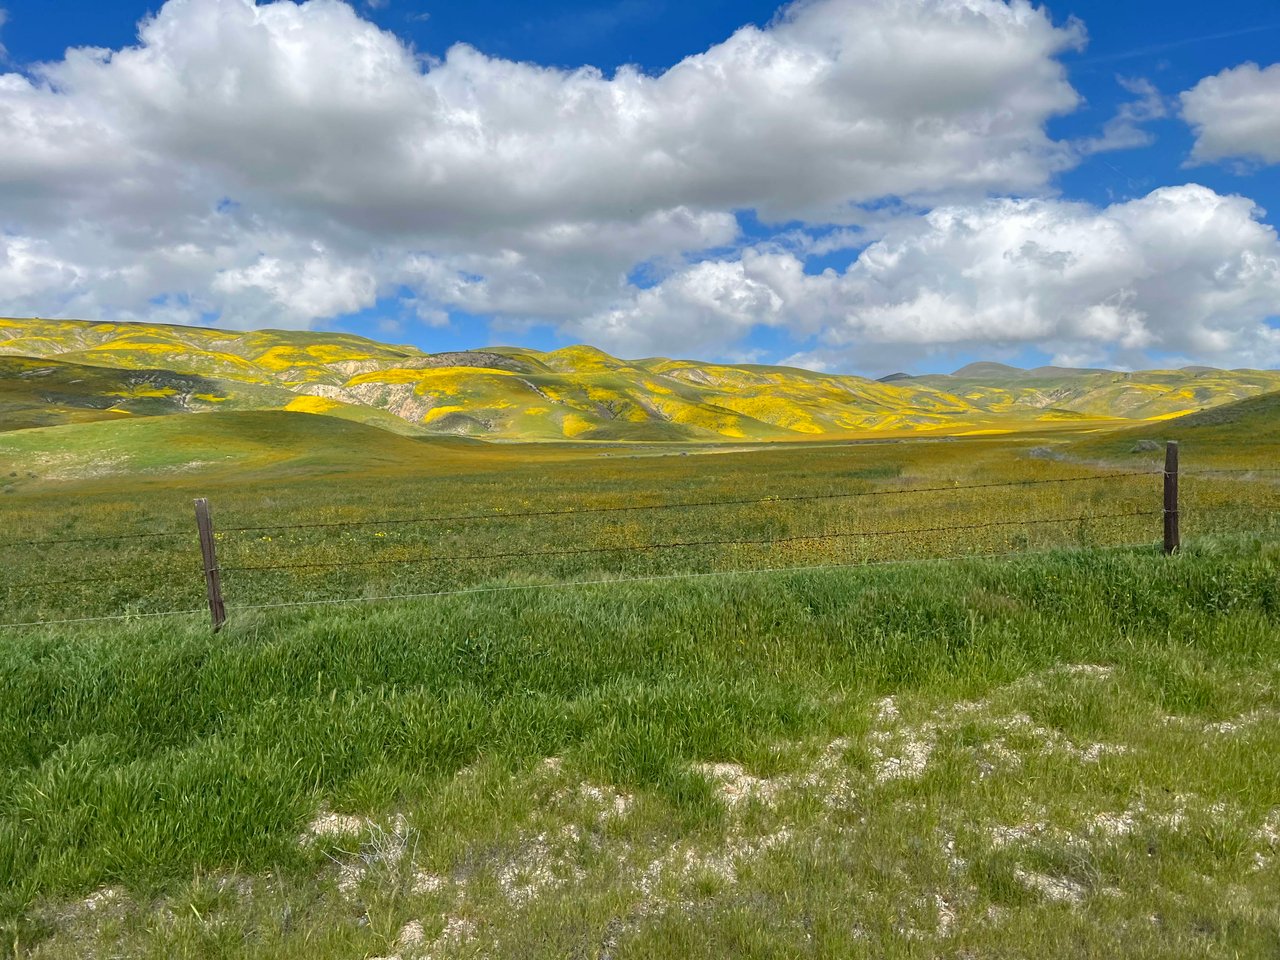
[194,498,227,631]
[1163,441,1180,555]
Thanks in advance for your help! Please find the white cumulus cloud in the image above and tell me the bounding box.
[0,0,1085,332]
[574,185,1280,370]
[1181,61,1280,166]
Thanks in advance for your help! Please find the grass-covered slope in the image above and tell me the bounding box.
[1063,389,1280,470]
[0,410,474,487]
[4,317,1280,442]
[0,354,327,430]
[0,317,423,387]
[0,350,435,438]
[2,408,1278,956]
[297,343,1008,441]
[0,319,1001,440]
[3,544,1279,958]
[905,365,1280,421]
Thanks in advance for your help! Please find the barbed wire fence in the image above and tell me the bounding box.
[2,441,1271,632]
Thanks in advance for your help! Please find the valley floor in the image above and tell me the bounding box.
[2,417,1278,958]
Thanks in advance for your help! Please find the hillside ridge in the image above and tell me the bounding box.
[2,317,1278,442]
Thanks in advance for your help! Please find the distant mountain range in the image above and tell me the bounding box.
[2,317,1279,441]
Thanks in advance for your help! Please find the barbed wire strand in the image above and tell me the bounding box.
[0,543,1156,630]
[221,510,1158,574]
[1183,467,1280,475]
[216,471,1156,535]
[0,606,205,630]
[6,466,1272,550]
[0,470,1154,549]
[4,571,196,591]
[0,530,191,549]
[229,542,1155,615]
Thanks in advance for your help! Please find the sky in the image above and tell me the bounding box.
[1,0,1279,376]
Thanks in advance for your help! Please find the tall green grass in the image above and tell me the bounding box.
[2,421,1279,957]
[3,538,1279,956]
[4,428,1274,627]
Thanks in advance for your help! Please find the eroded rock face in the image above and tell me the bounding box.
[407,352,533,374]
[293,382,438,423]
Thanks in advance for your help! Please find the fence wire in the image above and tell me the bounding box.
[0,542,1155,630]
[215,471,1156,536]
[0,467,1182,628]
[220,510,1158,575]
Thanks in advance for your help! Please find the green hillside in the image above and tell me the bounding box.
[0,410,476,489]
[0,348,435,438]
[0,355,239,430]
[3,317,1280,442]
[1065,389,1280,469]
[903,365,1280,421]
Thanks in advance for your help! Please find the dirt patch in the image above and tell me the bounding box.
[79,887,128,915]
[497,826,588,905]
[693,762,784,808]
[1016,868,1087,904]
[868,667,1129,785]
[369,915,477,960]
[397,919,425,948]
[693,739,853,811]
[637,827,794,898]
[301,811,368,844]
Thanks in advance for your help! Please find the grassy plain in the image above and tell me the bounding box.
[1,401,1278,957]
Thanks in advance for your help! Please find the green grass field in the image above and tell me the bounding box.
[1,396,1279,958]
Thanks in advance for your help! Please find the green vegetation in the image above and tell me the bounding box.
[3,544,1279,957]
[5,316,1280,442]
[0,418,1225,623]
[908,362,1280,421]
[1065,389,1280,470]
[0,411,472,492]
[1,400,1279,956]
[0,353,432,438]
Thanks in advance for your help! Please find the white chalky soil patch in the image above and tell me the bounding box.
[497,827,588,905]
[867,666,1130,785]
[1259,810,1280,846]
[693,762,784,808]
[298,813,420,896]
[396,919,425,947]
[80,888,126,913]
[301,811,367,843]
[692,739,854,810]
[411,870,446,895]
[1015,868,1088,905]
[636,828,795,900]
[269,663,1273,947]
[369,915,477,960]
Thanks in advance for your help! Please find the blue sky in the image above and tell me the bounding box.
[1,0,1279,374]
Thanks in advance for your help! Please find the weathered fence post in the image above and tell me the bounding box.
[1163,441,1180,554]
[194,498,227,631]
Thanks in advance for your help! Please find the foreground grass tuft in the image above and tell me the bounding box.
[3,538,1280,957]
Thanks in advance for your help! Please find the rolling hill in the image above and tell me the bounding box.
[0,409,490,491]
[2,316,1279,443]
[901,363,1280,421]
[1064,388,1280,469]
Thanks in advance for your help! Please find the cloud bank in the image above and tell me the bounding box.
[2,0,1079,327]
[0,0,1276,370]
[577,185,1280,370]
